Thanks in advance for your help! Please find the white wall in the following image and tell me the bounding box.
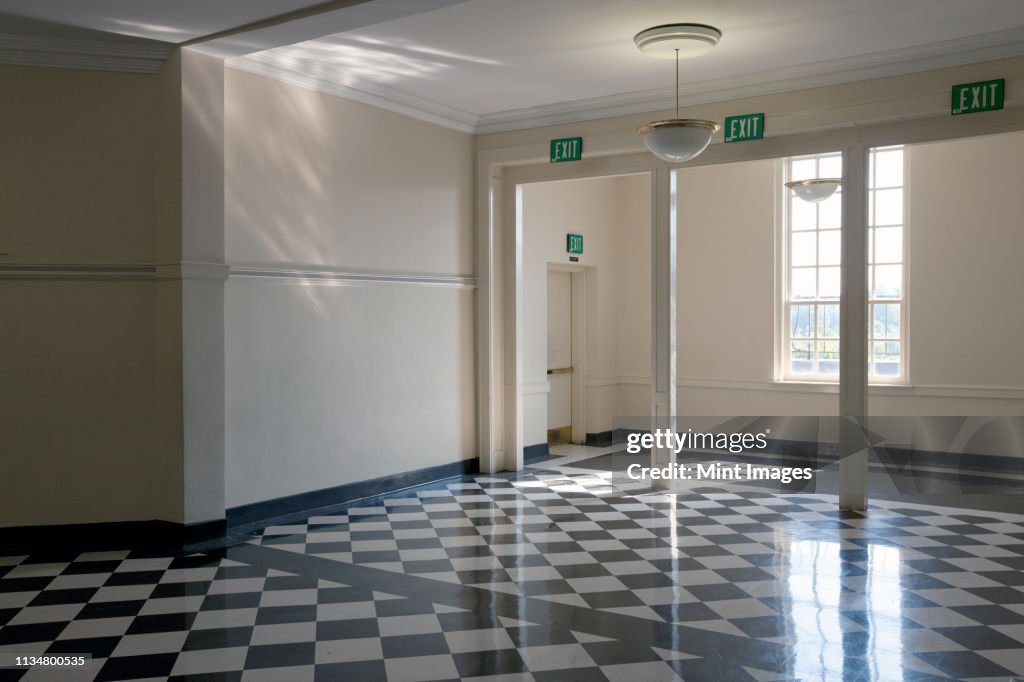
[521,173,650,445]
[224,69,476,508]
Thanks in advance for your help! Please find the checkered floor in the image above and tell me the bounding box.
[3,467,1024,681]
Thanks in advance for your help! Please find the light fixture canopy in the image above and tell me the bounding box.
[785,178,842,203]
[635,23,721,163]
[634,23,722,59]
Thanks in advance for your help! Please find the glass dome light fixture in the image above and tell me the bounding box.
[635,23,721,163]
[785,178,842,203]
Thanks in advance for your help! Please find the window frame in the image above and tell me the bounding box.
[776,147,909,384]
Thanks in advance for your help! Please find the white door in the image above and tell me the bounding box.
[547,270,572,442]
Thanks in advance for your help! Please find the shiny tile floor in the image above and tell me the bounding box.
[2,462,1024,681]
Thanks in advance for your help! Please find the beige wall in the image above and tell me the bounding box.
[539,133,1024,424]
[0,65,158,263]
[225,69,473,275]
[667,133,1024,418]
[0,65,176,526]
[908,132,1024,390]
[614,175,654,419]
[224,69,476,508]
[677,160,776,383]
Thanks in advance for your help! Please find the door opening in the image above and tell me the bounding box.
[547,269,572,444]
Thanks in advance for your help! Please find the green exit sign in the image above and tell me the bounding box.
[566,233,583,254]
[724,113,764,143]
[550,137,582,163]
[952,79,1004,115]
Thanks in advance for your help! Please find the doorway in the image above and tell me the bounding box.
[516,171,652,457]
[546,269,573,444]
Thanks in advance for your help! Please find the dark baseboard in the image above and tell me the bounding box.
[2,459,483,555]
[184,518,228,547]
[524,443,550,463]
[0,518,226,555]
[227,457,480,532]
[613,427,644,443]
[585,431,614,446]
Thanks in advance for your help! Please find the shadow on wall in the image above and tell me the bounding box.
[224,67,473,318]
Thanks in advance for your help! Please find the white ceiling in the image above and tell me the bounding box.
[235,0,1024,132]
[1,0,1022,132]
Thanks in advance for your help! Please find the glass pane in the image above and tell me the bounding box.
[874,188,903,226]
[819,155,842,178]
[873,149,903,188]
[873,226,902,264]
[791,305,814,338]
[791,195,817,230]
[791,268,816,299]
[819,266,841,299]
[872,341,901,377]
[818,192,841,229]
[872,303,901,339]
[818,340,840,375]
[792,232,817,267]
[791,158,816,182]
[818,230,840,266]
[818,304,839,338]
[873,264,902,299]
[791,341,814,374]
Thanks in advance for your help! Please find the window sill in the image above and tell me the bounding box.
[678,378,1024,400]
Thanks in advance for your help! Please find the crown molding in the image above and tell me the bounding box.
[231,26,1024,135]
[227,51,478,133]
[0,32,172,74]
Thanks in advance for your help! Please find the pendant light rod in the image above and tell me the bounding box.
[675,48,679,119]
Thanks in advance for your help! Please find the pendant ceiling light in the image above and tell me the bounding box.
[785,178,842,203]
[635,23,721,163]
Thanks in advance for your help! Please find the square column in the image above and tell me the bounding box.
[839,145,869,510]
[650,165,676,487]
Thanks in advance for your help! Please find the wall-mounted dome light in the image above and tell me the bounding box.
[635,23,722,163]
[785,178,842,203]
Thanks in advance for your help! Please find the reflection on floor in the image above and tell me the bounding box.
[550,443,1024,515]
[2,453,1024,681]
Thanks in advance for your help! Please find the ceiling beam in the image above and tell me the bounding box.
[189,0,471,59]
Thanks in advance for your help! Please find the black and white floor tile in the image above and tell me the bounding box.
[2,450,1024,681]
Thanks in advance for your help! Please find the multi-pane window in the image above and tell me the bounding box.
[868,146,905,379]
[782,147,905,381]
[784,152,843,378]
